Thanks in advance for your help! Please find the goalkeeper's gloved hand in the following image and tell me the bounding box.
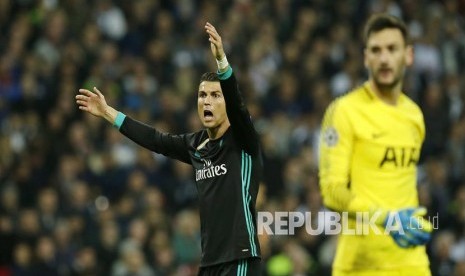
[383,207,432,248]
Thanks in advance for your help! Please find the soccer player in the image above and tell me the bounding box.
[319,14,433,275]
[76,23,262,275]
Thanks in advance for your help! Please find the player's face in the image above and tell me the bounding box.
[197,81,228,129]
[364,28,413,91]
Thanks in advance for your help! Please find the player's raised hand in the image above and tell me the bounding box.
[75,87,108,118]
[205,22,226,61]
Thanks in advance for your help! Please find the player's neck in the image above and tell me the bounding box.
[370,80,402,106]
[207,121,230,140]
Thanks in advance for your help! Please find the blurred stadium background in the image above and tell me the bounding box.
[0,0,464,275]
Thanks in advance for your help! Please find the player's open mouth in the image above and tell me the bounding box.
[204,110,213,119]
[378,68,392,75]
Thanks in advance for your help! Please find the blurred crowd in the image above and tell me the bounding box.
[0,0,464,275]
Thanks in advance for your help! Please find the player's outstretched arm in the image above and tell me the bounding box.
[205,22,260,155]
[75,87,191,164]
[76,87,119,125]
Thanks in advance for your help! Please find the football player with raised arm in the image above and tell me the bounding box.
[76,22,262,276]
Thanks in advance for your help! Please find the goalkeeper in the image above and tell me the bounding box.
[319,14,432,276]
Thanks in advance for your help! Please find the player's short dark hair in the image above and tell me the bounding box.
[363,13,409,46]
[200,72,219,82]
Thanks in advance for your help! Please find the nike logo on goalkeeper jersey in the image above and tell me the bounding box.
[372,132,387,139]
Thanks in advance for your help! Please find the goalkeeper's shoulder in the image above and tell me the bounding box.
[323,89,363,118]
[327,85,371,111]
[401,93,424,115]
[400,94,425,133]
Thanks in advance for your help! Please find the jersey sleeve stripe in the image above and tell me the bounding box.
[242,152,254,255]
[246,153,258,256]
[246,195,257,256]
[241,151,258,257]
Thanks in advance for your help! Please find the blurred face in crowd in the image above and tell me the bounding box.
[364,28,413,92]
[197,81,229,134]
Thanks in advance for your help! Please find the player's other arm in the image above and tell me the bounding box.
[205,22,259,156]
[318,99,366,215]
[219,68,259,155]
[75,87,191,164]
[319,99,393,216]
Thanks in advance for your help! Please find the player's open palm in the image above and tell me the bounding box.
[75,87,108,118]
[205,22,225,60]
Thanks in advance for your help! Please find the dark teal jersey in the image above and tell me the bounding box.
[119,68,262,267]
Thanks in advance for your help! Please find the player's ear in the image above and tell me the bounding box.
[405,45,413,66]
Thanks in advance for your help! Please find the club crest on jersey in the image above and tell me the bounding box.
[324,127,339,147]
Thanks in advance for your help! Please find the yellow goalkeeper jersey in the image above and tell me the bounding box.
[319,82,430,271]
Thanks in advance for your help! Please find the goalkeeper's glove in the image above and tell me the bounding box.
[383,207,432,248]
